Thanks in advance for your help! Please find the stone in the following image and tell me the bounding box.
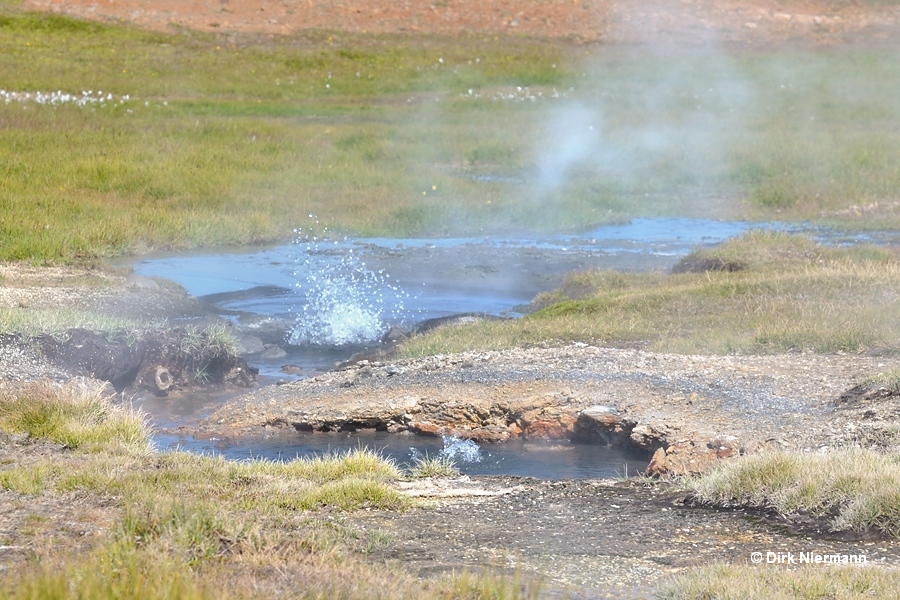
[645,447,670,478]
[410,421,442,436]
[707,435,740,452]
[381,325,412,343]
[152,365,172,392]
[629,423,668,448]
[645,440,732,477]
[233,333,265,356]
[259,345,287,360]
[455,426,511,443]
[573,405,634,445]
[522,417,575,440]
[126,274,160,291]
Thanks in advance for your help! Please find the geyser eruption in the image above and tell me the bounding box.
[410,435,483,466]
[438,434,483,463]
[287,227,409,346]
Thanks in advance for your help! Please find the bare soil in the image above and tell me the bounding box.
[23,0,900,46]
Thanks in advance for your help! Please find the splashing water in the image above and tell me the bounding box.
[439,435,483,464]
[440,435,483,463]
[408,434,483,466]
[287,224,410,346]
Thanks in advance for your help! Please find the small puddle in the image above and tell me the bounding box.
[154,431,650,480]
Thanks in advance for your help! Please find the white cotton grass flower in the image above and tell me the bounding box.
[0,89,132,108]
[459,86,571,103]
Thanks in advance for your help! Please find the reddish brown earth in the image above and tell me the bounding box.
[24,0,900,45]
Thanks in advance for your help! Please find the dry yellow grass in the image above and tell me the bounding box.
[398,232,900,357]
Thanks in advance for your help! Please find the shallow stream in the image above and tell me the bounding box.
[131,218,871,478]
[132,218,771,378]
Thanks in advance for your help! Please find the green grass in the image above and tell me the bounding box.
[658,563,900,600]
[862,368,900,394]
[406,454,461,479]
[684,449,900,537]
[1,7,900,261]
[397,232,900,357]
[0,379,152,454]
[0,380,546,599]
[0,306,154,336]
[10,542,220,600]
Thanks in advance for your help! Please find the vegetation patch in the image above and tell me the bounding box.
[0,379,151,455]
[684,449,900,537]
[0,381,456,599]
[0,373,551,599]
[0,306,153,338]
[406,454,461,479]
[658,562,900,600]
[397,232,900,357]
[2,7,900,261]
[861,368,900,395]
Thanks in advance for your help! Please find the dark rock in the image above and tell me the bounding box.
[232,333,265,356]
[381,325,412,343]
[572,405,636,445]
[39,327,257,394]
[39,328,144,392]
[835,384,897,407]
[414,312,508,335]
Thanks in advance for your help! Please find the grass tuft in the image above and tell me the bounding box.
[6,540,218,600]
[684,449,900,537]
[658,563,900,600]
[0,378,152,454]
[862,368,900,394]
[406,454,461,479]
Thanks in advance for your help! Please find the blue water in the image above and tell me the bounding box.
[135,218,764,292]
[130,217,867,478]
[154,431,650,480]
[131,218,778,335]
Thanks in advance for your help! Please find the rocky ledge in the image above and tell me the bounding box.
[196,343,900,476]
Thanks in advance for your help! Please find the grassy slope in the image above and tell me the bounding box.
[399,231,900,357]
[1,7,900,261]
